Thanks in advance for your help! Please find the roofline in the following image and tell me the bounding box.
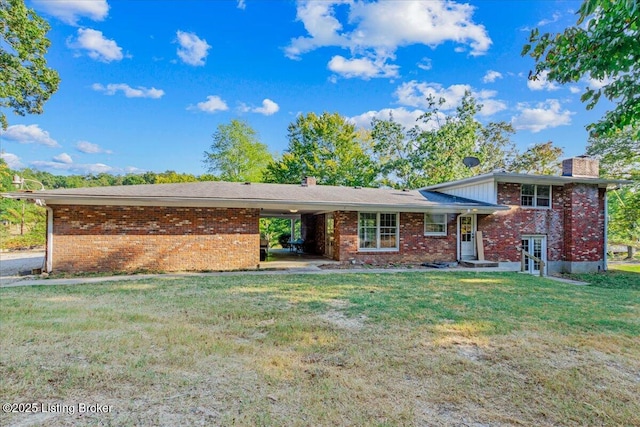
[1,192,509,214]
[422,172,632,190]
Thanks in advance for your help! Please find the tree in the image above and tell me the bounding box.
[523,0,640,138]
[264,112,377,187]
[203,119,272,182]
[371,93,516,188]
[587,128,639,255]
[0,0,60,129]
[510,141,564,175]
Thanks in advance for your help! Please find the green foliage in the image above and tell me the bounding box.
[259,217,295,248]
[264,112,377,187]
[0,0,60,129]
[203,119,272,182]
[371,93,517,188]
[509,141,564,175]
[523,0,640,138]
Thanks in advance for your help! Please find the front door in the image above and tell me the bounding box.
[325,214,335,259]
[459,215,476,260]
[522,236,547,275]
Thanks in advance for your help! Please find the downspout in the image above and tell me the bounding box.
[46,206,53,273]
[603,191,608,272]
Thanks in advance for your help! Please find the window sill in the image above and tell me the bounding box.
[358,248,399,253]
[424,233,447,237]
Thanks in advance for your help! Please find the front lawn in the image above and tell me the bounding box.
[1,272,639,426]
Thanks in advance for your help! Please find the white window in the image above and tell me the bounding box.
[521,184,551,208]
[358,212,398,251]
[424,213,447,236]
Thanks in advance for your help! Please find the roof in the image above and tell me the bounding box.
[423,171,631,191]
[2,181,508,215]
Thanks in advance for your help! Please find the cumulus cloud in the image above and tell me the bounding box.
[511,99,574,133]
[189,95,229,113]
[394,80,507,116]
[76,141,112,154]
[328,55,399,79]
[2,124,59,147]
[0,152,23,169]
[585,75,613,89]
[53,153,73,164]
[31,158,114,174]
[483,70,503,83]
[417,58,432,71]
[252,99,280,116]
[68,28,124,62]
[32,0,109,25]
[92,83,164,99]
[176,31,211,66]
[349,107,430,130]
[286,0,491,79]
[569,86,581,94]
[527,70,559,91]
[237,0,246,10]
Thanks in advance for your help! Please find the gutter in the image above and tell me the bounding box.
[604,191,608,272]
[46,206,53,273]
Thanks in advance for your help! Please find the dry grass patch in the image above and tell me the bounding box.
[1,272,639,426]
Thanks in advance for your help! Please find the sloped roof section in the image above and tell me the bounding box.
[3,181,508,214]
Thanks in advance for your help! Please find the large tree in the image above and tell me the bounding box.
[523,0,640,138]
[264,112,377,187]
[203,119,272,182]
[371,93,516,188]
[587,128,639,255]
[0,0,60,129]
[510,141,564,175]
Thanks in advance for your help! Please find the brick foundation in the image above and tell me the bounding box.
[51,205,260,272]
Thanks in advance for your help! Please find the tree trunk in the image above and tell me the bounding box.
[626,246,636,260]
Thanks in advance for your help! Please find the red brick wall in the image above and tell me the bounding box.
[333,211,457,264]
[478,182,604,264]
[51,205,260,272]
[563,184,605,262]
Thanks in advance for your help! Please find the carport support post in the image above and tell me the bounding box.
[290,218,295,240]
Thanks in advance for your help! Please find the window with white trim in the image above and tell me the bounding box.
[521,184,551,207]
[358,212,398,251]
[424,213,447,236]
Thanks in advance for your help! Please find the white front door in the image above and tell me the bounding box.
[522,236,547,275]
[459,215,476,260]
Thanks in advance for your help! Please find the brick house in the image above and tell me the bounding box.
[3,157,627,274]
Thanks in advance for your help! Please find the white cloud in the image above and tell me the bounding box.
[189,95,229,113]
[328,55,399,79]
[237,0,246,10]
[511,99,573,133]
[31,159,114,174]
[53,153,73,164]
[252,99,280,116]
[286,0,491,79]
[350,107,429,130]
[32,0,109,25]
[527,70,559,91]
[394,80,507,116]
[417,57,432,71]
[68,28,124,62]
[2,124,59,147]
[0,152,23,169]
[537,12,561,27]
[585,75,613,89]
[569,86,581,94]
[92,83,164,99]
[76,140,112,154]
[176,31,211,66]
[483,70,503,83]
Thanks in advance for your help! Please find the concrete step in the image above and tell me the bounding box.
[460,260,499,268]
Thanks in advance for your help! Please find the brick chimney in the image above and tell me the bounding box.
[562,156,599,178]
[301,176,317,186]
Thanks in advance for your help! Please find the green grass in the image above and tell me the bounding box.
[1,271,639,426]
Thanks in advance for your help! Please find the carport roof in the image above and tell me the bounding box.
[3,181,508,214]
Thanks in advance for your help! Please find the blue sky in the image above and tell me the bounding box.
[1,0,611,177]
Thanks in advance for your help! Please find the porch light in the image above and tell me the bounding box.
[11,175,45,191]
[289,209,298,213]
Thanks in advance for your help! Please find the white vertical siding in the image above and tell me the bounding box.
[436,181,496,204]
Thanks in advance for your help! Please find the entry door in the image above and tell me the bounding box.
[459,215,476,260]
[325,214,335,259]
[522,236,546,275]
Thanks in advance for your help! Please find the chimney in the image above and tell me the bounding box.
[301,176,317,186]
[562,156,599,178]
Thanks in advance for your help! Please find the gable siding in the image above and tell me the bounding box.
[436,181,496,204]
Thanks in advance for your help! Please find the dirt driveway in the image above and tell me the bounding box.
[0,250,45,285]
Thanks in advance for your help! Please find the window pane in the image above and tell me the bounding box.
[522,184,535,195]
[425,213,446,234]
[536,185,551,207]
